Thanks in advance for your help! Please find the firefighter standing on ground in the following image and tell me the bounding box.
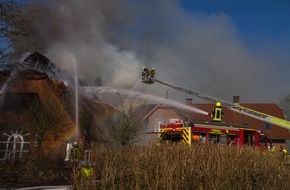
[211,102,223,122]
[269,144,275,154]
[280,145,287,160]
[71,141,81,165]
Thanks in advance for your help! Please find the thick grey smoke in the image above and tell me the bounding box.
[14,0,290,103]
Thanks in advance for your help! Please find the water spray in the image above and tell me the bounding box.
[82,86,209,115]
[70,54,79,142]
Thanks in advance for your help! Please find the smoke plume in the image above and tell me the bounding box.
[14,0,290,103]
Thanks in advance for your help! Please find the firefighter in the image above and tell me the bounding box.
[142,67,150,80]
[141,67,146,80]
[183,118,190,127]
[211,101,223,122]
[71,141,81,165]
[183,118,194,127]
[81,162,94,180]
[269,144,275,154]
[280,145,287,160]
[150,68,155,78]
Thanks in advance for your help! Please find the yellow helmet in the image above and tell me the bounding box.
[216,102,221,107]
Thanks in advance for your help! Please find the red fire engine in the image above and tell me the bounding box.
[141,67,290,131]
[140,67,287,149]
[159,120,268,148]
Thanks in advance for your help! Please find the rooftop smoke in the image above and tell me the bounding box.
[13,0,290,103]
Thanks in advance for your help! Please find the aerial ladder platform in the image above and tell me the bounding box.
[141,67,290,130]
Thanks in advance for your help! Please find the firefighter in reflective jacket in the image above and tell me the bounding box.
[280,145,287,160]
[71,141,81,164]
[150,68,155,78]
[142,67,149,80]
[211,102,223,122]
[141,67,146,80]
[81,162,94,180]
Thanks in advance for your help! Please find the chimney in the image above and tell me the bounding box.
[186,98,192,105]
[233,96,240,104]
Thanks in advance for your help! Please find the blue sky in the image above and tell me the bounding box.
[181,0,290,52]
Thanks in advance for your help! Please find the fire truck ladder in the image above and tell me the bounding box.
[144,77,290,130]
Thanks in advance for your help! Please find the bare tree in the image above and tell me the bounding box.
[79,100,104,148]
[105,94,143,146]
[26,95,70,157]
[0,0,29,65]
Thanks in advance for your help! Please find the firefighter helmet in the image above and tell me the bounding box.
[216,102,221,107]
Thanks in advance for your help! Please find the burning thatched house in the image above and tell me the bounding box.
[0,52,116,161]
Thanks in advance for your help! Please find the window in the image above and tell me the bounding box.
[264,122,272,130]
[242,123,249,128]
[0,130,30,160]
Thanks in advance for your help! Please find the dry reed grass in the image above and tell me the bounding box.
[93,143,290,190]
[1,143,289,190]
